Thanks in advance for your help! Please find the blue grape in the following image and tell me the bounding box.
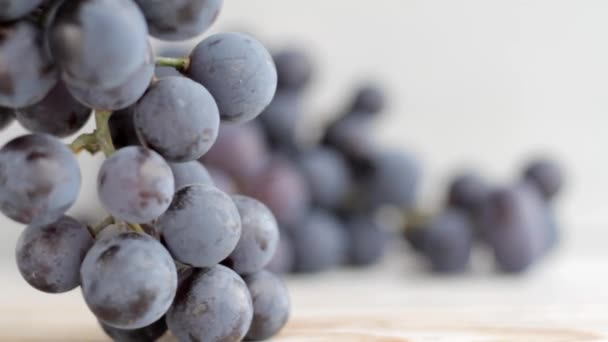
[259,90,303,150]
[170,161,213,191]
[15,82,91,137]
[291,210,347,273]
[265,234,294,274]
[224,195,280,275]
[207,166,237,194]
[187,32,278,123]
[108,107,142,149]
[273,48,314,91]
[0,134,81,225]
[16,215,93,293]
[522,157,564,201]
[66,43,154,111]
[322,115,376,163]
[134,76,220,162]
[298,147,352,208]
[81,232,177,329]
[166,265,253,342]
[345,215,389,267]
[159,184,241,267]
[135,0,223,41]
[366,149,420,209]
[421,209,473,273]
[97,146,174,223]
[348,83,386,114]
[243,270,290,341]
[446,171,489,215]
[0,106,14,130]
[0,0,46,21]
[48,0,149,89]
[100,317,167,342]
[0,21,58,108]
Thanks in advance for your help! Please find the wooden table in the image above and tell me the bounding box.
[1,241,607,341]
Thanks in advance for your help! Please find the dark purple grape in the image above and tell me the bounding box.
[265,234,294,274]
[134,76,220,162]
[224,195,280,275]
[166,265,253,342]
[243,270,290,341]
[322,115,376,163]
[0,134,81,225]
[159,184,241,267]
[446,171,489,214]
[365,149,420,209]
[66,43,154,111]
[202,122,269,181]
[291,210,347,273]
[16,216,93,293]
[404,225,429,254]
[15,82,91,137]
[108,107,141,149]
[100,317,167,342]
[207,166,237,194]
[522,157,564,201]
[273,48,314,91]
[345,215,389,267]
[258,90,303,150]
[0,21,58,108]
[49,0,148,89]
[348,83,386,114]
[187,32,277,123]
[135,0,223,41]
[0,0,46,21]
[421,209,473,273]
[81,232,177,330]
[97,147,174,223]
[298,147,352,208]
[244,156,310,227]
[170,161,213,191]
[0,107,14,130]
[481,184,548,273]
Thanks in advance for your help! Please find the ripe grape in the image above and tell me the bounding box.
[298,147,352,208]
[0,107,14,130]
[187,32,278,123]
[322,115,376,163]
[244,156,310,227]
[421,209,473,273]
[207,166,237,194]
[100,317,168,342]
[134,76,220,162]
[0,134,81,225]
[259,90,303,150]
[522,157,563,201]
[135,0,223,41]
[345,215,389,267]
[16,216,93,293]
[15,82,91,137]
[291,210,347,273]
[170,161,214,191]
[48,0,149,89]
[159,184,241,267]
[0,21,58,108]
[81,232,177,330]
[273,48,314,91]
[243,271,290,341]
[202,122,269,181]
[66,43,154,111]
[265,234,295,274]
[166,265,253,342]
[348,83,386,114]
[446,171,489,214]
[0,0,46,21]
[366,149,420,209]
[108,107,141,149]
[224,195,280,275]
[97,146,174,223]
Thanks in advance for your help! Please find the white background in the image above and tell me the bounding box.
[1,0,607,259]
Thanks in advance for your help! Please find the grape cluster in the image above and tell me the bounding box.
[1,1,289,341]
[405,158,564,274]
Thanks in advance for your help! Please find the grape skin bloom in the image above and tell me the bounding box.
[97,146,174,223]
[0,134,81,225]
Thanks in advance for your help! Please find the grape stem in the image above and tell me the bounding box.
[69,133,99,154]
[89,216,115,236]
[94,110,115,157]
[155,56,190,72]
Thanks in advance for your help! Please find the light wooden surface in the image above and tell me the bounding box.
[1,240,608,342]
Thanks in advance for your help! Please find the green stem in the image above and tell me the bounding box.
[69,133,99,154]
[90,216,115,236]
[155,56,190,71]
[94,110,115,157]
[128,223,145,234]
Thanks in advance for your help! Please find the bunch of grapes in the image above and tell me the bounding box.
[1,1,290,341]
[405,158,564,274]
